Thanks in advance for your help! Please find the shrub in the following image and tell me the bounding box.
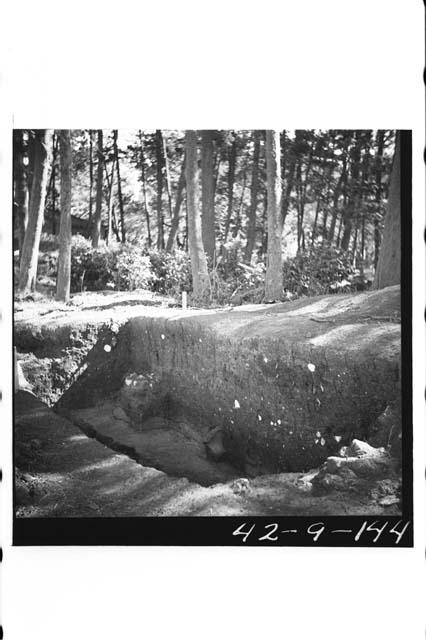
[282,244,370,297]
[71,242,116,292]
[148,249,192,296]
[115,245,155,291]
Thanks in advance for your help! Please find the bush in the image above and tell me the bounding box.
[70,236,115,292]
[282,244,370,297]
[115,245,156,291]
[148,249,192,296]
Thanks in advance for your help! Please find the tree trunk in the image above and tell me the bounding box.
[223,133,237,243]
[201,130,216,262]
[264,130,283,301]
[233,170,246,238]
[106,158,115,245]
[91,130,104,248]
[327,156,347,242]
[166,154,186,252]
[88,130,94,230]
[281,137,297,225]
[244,131,261,263]
[162,132,173,228]
[44,133,59,233]
[113,130,126,243]
[185,130,210,300]
[260,188,268,260]
[13,130,29,256]
[155,129,164,249]
[138,131,152,247]
[27,130,36,198]
[374,130,385,268]
[19,130,53,293]
[310,198,321,247]
[56,130,72,301]
[373,133,400,289]
[296,160,303,252]
[341,132,362,250]
[51,145,56,236]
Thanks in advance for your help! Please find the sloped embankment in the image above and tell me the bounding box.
[55,285,401,475]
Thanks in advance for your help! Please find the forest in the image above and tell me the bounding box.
[13,129,399,306]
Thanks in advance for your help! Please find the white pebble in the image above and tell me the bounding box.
[234,399,240,409]
[104,344,111,353]
[316,431,321,438]
[334,435,342,443]
[320,437,325,446]
[161,334,165,340]
[307,363,316,372]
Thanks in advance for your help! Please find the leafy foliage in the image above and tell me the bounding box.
[282,244,370,297]
[148,249,192,296]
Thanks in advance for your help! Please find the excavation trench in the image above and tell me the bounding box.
[45,287,402,487]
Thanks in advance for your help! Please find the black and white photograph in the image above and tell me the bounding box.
[12,128,412,542]
[1,1,424,639]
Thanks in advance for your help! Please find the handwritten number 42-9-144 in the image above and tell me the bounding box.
[232,520,410,544]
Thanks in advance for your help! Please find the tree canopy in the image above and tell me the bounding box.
[14,129,398,303]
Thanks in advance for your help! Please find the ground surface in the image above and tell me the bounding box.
[14,287,402,517]
[15,391,401,517]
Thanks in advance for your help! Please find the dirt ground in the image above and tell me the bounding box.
[15,391,401,517]
[14,287,402,517]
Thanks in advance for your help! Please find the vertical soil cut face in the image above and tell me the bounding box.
[52,287,401,484]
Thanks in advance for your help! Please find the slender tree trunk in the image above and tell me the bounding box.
[106,158,115,245]
[19,130,53,292]
[88,130,93,230]
[260,188,268,259]
[296,160,303,252]
[351,226,358,264]
[13,130,29,256]
[223,133,237,243]
[166,154,186,252]
[103,157,120,243]
[92,130,104,248]
[185,130,210,300]
[155,129,164,249]
[320,170,332,241]
[265,130,283,301]
[27,130,36,199]
[311,198,321,247]
[374,130,385,268]
[327,157,347,242]
[244,130,260,263]
[233,170,246,238]
[373,132,400,289]
[113,130,126,243]
[52,148,56,236]
[56,130,72,301]
[111,206,121,242]
[201,130,216,261]
[138,131,152,247]
[360,217,365,271]
[281,140,296,225]
[44,133,58,233]
[162,132,173,227]
[341,132,362,250]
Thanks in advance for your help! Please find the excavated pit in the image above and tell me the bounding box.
[34,286,402,488]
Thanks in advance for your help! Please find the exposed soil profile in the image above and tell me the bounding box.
[14,286,402,517]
